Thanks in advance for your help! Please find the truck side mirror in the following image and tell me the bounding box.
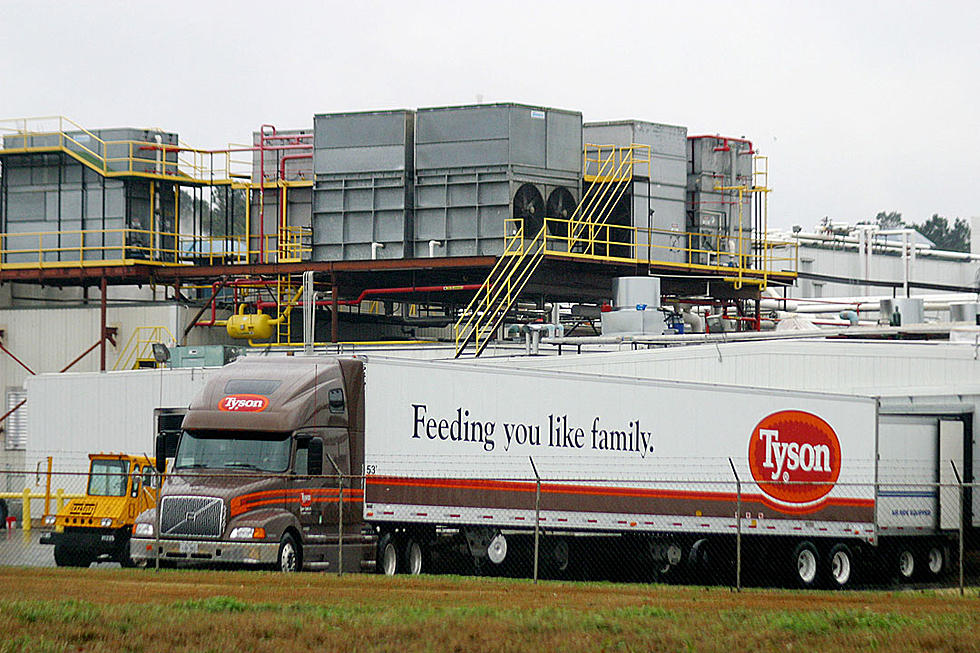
[155,433,167,473]
[328,388,345,414]
[308,438,323,476]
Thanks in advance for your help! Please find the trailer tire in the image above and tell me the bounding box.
[790,541,820,588]
[404,538,427,575]
[0,499,7,528]
[277,533,302,573]
[922,544,946,579]
[825,543,854,589]
[895,546,915,582]
[549,537,571,575]
[378,533,399,576]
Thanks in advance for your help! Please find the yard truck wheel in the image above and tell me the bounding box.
[405,538,427,575]
[54,544,91,568]
[378,533,399,576]
[277,534,302,573]
[790,541,820,588]
[825,543,854,589]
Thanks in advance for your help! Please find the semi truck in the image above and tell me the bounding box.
[41,453,159,567]
[131,356,970,588]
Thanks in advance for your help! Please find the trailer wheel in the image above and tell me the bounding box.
[896,547,915,582]
[790,541,820,588]
[277,534,302,572]
[405,538,427,575]
[826,543,854,589]
[550,537,570,574]
[923,544,946,579]
[54,544,91,568]
[378,533,399,576]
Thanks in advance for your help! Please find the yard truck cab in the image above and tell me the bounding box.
[131,356,376,571]
[40,453,159,567]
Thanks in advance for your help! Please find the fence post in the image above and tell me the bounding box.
[729,458,741,593]
[337,473,345,576]
[154,475,161,571]
[530,457,541,585]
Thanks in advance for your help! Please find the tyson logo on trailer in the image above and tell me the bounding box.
[747,410,841,507]
[219,394,269,413]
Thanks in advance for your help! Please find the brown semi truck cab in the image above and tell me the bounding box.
[130,356,376,572]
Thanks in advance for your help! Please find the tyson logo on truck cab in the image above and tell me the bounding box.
[219,394,269,412]
[747,410,841,506]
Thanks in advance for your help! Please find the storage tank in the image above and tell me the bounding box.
[311,110,414,261]
[949,302,980,324]
[601,276,665,335]
[413,103,582,257]
[582,121,687,264]
[879,297,925,325]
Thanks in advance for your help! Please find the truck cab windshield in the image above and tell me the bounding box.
[174,431,291,473]
[87,459,130,496]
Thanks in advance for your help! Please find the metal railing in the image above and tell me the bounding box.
[453,145,646,357]
[0,116,250,184]
[112,326,177,371]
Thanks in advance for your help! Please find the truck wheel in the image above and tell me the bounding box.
[378,533,399,575]
[405,538,427,575]
[0,499,7,528]
[790,541,819,588]
[277,534,302,572]
[826,543,854,589]
[895,547,915,582]
[922,544,946,579]
[54,545,90,568]
[549,537,570,575]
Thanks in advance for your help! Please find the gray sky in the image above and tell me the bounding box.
[2,0,976,230]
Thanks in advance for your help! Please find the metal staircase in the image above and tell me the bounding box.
[453,144,650,358]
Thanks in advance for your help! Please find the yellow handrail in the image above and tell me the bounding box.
[113,326,177,370]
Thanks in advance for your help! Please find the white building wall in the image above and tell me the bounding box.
[777,240,979,298]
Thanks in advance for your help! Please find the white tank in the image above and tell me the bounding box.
[611,277,661,310]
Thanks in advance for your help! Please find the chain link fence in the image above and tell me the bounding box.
[1,468,977,592]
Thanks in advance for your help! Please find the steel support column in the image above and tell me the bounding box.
[99,276,107,371]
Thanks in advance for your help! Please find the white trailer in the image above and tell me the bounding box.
[363,358,965,587]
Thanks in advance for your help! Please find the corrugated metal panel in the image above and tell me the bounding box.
[4,388,27,450]
[25,367,218,474]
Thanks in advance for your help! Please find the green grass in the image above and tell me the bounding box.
[0,569,977,652]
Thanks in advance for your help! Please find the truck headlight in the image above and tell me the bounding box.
[101,518,113,527]
[229,526,266,540]
[43,515,56,526]
[133,523,154,537]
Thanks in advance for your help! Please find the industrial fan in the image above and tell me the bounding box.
[545,187,576,238]
[512,183,544,237]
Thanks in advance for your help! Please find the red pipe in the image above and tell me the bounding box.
[194,278,289,326]
[687,134,754,154]
[255,284,483,310]
[258,124,277,264]
[278,153,313,239]
[279,153,312,183]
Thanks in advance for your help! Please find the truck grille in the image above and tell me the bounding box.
[160,496,225,539]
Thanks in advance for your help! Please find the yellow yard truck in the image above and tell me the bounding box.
[41,453,160,567]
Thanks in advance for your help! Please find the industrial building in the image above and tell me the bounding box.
[4,102,978,485]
